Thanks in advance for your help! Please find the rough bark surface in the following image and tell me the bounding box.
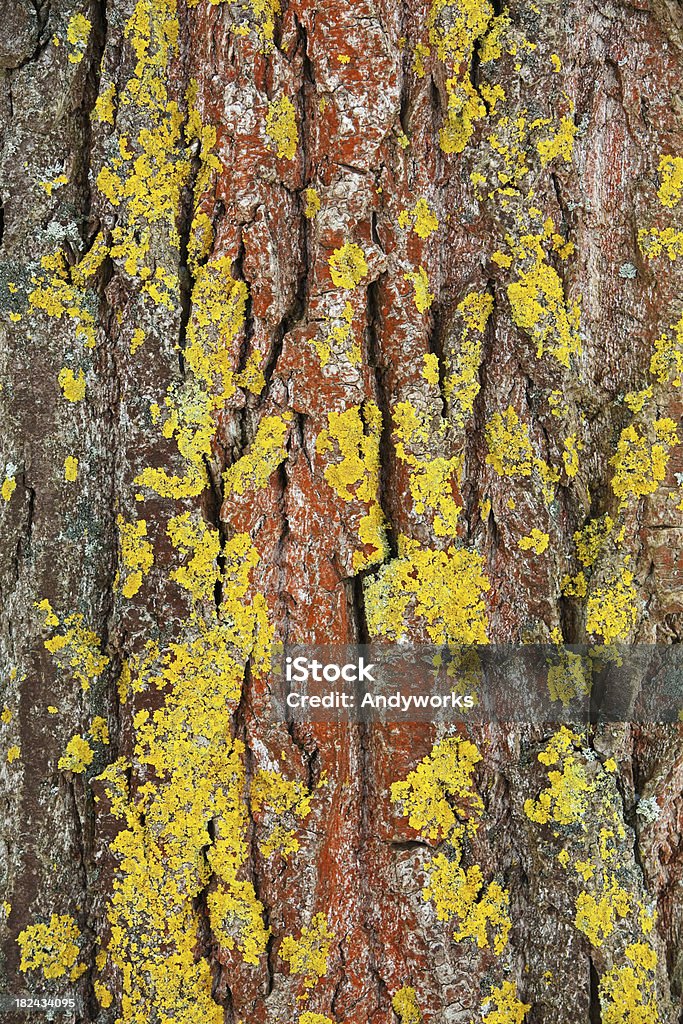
[1,0,682,1022]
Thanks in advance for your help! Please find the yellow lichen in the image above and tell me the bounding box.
[650,311,683,385]
[599,943,660,1024]
[265,96,298,160]
[399,198,439,239]
[303,187,321,219]
[224,414,291,495]
[392,986,421,1023]
[1,476,16,501]
[479,981,531,1024]
[38,600,109,692]
[610,420,678,507]
[586,571,638,643]
[365,536,489,644]
[405,267,435,313]
[328,242,368,289]
[66,13,91,63]
[657,155,683,208]
[17,915,86,980]
[279,913,334,990]
[524,728,593,827]
[117,515,154,598]
[316,404,387,570]
[64,456,79,482]
[58,367,86,402]
[575,878,631,947]
[518,529,549,554]
[58,734,94,773]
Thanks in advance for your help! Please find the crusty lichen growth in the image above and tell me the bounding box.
[224,414,291,495]
[392,401,463,537]
[279,913,335,990]
[656,155,683,208]
[398,198,439,239]
[599,943,660,1023]
[485,405,559,503]
[328,242,368,289]
[609,419,678,508]
[445,291,493,426]
[392,737,511,956]
[265,95,299,160]
[66,12,91,63]
[404,267,435,313]
[364,535,489,644]
[58,734,94,773]
[478,981,531,1024]
[117,515,155,598]
[37,599,109,692]
[316,403,388,571]
[17,915,87,981]
[392,986,421,1023]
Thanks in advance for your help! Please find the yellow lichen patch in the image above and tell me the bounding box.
[1,705,11,724]
[316,403,388,570]
[574,515,613,568]
[485,406,534,476]
[58,367,86,402]
[392,402,462,537]
[422,353,440,385]
[610,419,678,507]
[485,406,559,503]
[94,981,113,1008]
[90,716,110,745]
[299,1014,335,1024]
[524,728,593,827]
[64,456,79,482]
[390,736,483,841]
[479,981,531,1024]
[265,95,298,160]
[328,242,368,289]
[445,290,493,427]
[404,267,435,313]
[650,311,683,385]
[26,245,100,350]
[95,530,273,1021]
[506,233,581,368]
[423,855,511,953]
[303,187,321,219]
[562,435,582,478]
[518,529,549,554]
[575,877,631,947]
[117,515,154,599]
[399,198,439,239]
[657,155,683,208]
[536,114,578,166]
[17,915,86,981]
[279,913,334,990]
[392,736,512,956]
[167,513,220,603]
[37,599,109,692]
[58,734,94,773]
[639,226,683,261]
[66,12,91,63]
[546,647,590,707]
[392,985,421,1023]
[251,768,317,859]
[599,943,660,1024]
[365,536,489,644]
[207,883,270,965]
[6,745,20,764]
[585,570,638,643]
[412,42,431,77]
[93,82,117,124]
[224,413,291,495]
[1,475,16,501]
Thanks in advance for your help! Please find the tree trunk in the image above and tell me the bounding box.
[1,0,682,1021]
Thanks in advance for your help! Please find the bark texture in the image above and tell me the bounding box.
[1,0,683,1021]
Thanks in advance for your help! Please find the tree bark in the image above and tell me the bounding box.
[1,0,682,1021]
